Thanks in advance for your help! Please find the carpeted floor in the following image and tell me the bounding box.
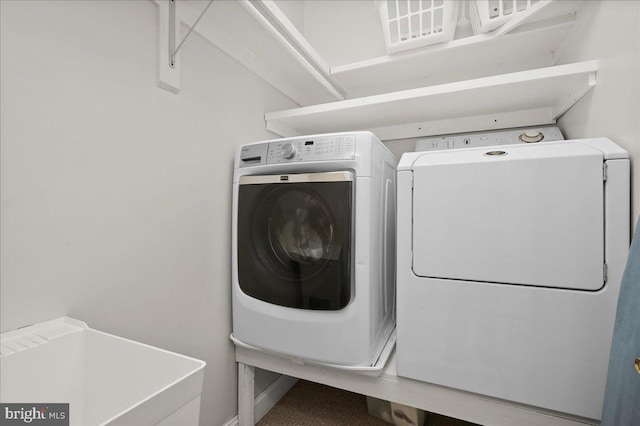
[257,380,477,426]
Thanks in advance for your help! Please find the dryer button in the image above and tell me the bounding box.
[519,130,544,143]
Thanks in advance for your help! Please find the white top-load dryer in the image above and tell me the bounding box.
[232,131,397,370]
[396,134,629,420]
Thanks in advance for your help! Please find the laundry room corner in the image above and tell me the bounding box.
[0,1,296,425]
[554,0,640,226]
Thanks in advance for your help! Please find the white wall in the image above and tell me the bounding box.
[303,0,386,66]
[0,1,295,425]
[557,0,640,227]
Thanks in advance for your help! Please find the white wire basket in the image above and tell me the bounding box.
[470,0,540,34]
[377,0,459,54]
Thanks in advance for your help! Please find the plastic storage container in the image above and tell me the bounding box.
[377,0,459,54]
[470,0,541,33]
[0,317,206,426]
[366,396,394,424]
[366,396,426,426]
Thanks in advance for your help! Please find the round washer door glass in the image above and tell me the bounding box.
[237,172,353,310]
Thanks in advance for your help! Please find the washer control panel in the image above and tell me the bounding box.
[266,134,356,164]
[416,126,564,152]
[239,135,357,168]
[239,143,269,167]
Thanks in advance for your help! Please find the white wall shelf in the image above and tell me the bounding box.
[174,1,583,110]
[331,12,578,97]
[326,0,583,97]
[265,60,598,140]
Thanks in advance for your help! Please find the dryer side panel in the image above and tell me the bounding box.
[412,143,605,290]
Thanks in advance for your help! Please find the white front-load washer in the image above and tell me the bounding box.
[232,131,397,368]
[396,134,630,420]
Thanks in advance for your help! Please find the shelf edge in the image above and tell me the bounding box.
[266,60,598,121]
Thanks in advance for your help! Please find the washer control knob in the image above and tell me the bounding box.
[519,130,544,143]
[281,143,296,159]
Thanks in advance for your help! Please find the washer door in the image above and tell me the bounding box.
[237,171,353,310]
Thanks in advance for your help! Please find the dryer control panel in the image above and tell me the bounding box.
[239,135,356,168]
[416,126,564,152]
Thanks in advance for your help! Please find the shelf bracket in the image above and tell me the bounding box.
[156,0,214,94]
[169,0,215,68]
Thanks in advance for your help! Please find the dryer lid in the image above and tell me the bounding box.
[411,142,605,290]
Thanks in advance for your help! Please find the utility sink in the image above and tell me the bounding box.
[0,317,206,426]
